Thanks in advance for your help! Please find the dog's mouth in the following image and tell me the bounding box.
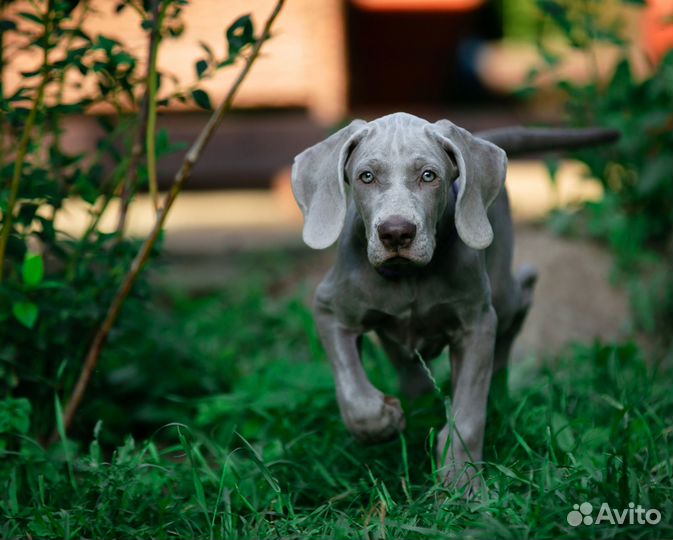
[380,255,416,267]
[374,256,424,279]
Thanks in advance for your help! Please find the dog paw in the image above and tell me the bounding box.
[439,463,484,499]
[435,425,484,498]
[341,393,406,443]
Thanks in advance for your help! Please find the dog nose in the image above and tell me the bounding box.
[377,216,417,250]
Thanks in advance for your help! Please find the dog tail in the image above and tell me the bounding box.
[475,126,620,156]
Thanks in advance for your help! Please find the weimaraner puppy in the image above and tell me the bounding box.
[291,113,617,488]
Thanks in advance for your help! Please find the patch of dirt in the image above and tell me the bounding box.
[512,225,630,358]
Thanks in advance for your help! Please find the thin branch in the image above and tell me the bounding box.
[0,0,6,173]
[114,93,149,236]
[49,0,285,444]
[0,0,53,281]
[116,4,162,236]
[145,0,167,213]
[51,1,91,180]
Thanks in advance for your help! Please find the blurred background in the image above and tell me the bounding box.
[7,0,665,353]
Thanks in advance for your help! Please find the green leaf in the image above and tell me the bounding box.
[22,252,44,287]
[0,398,31,434]
[536,0,572,36]
[609,58,633,102]
[191,89,212,110]
[12,301,38,328]
[551,412,576,453]
[20,69,42,79]
[58,0,81,16]
[177,427,209,520]
[638,154,673,196]
[18,11,44,25]
[95,35,119,52]
[54,394,77,490]
[492,463,539,487]
[0,19,18,33]
[74,169,100,204]
[227,14,254,57]
[544,157,560,185]
[195,59,208,78]
[237,433,281,493]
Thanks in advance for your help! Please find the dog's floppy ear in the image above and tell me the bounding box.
[291,120,368,249]
[426,119,507,250]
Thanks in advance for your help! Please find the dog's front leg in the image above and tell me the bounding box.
[315,304,405,443]
[437,305,497,490]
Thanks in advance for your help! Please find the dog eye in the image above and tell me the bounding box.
[359,171,374,184]
[421,170,437,182]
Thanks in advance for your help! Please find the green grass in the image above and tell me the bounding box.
[1,252,672,539]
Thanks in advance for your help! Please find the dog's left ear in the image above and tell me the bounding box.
[426,120,507,250]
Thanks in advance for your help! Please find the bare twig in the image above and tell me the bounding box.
[49,0,285,443]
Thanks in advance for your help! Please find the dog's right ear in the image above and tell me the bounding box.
[291,120,368,249]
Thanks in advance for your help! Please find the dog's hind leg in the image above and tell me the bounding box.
[493,264,537,375]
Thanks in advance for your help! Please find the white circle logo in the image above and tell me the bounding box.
[567,502,593,527]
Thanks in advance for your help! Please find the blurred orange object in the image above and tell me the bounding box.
[352,0,483,12]
[642,0,673,63]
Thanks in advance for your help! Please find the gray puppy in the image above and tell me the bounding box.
[291,112,617,487]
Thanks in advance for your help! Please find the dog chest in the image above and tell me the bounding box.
[361,299,458,353]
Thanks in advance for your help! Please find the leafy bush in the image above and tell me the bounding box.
[556,52,673,266]
[530,0,673,341]
[0,0,257,442]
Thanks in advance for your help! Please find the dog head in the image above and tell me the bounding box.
[291,113,507,268]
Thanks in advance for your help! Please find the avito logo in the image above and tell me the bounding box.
[567,501,662,527]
